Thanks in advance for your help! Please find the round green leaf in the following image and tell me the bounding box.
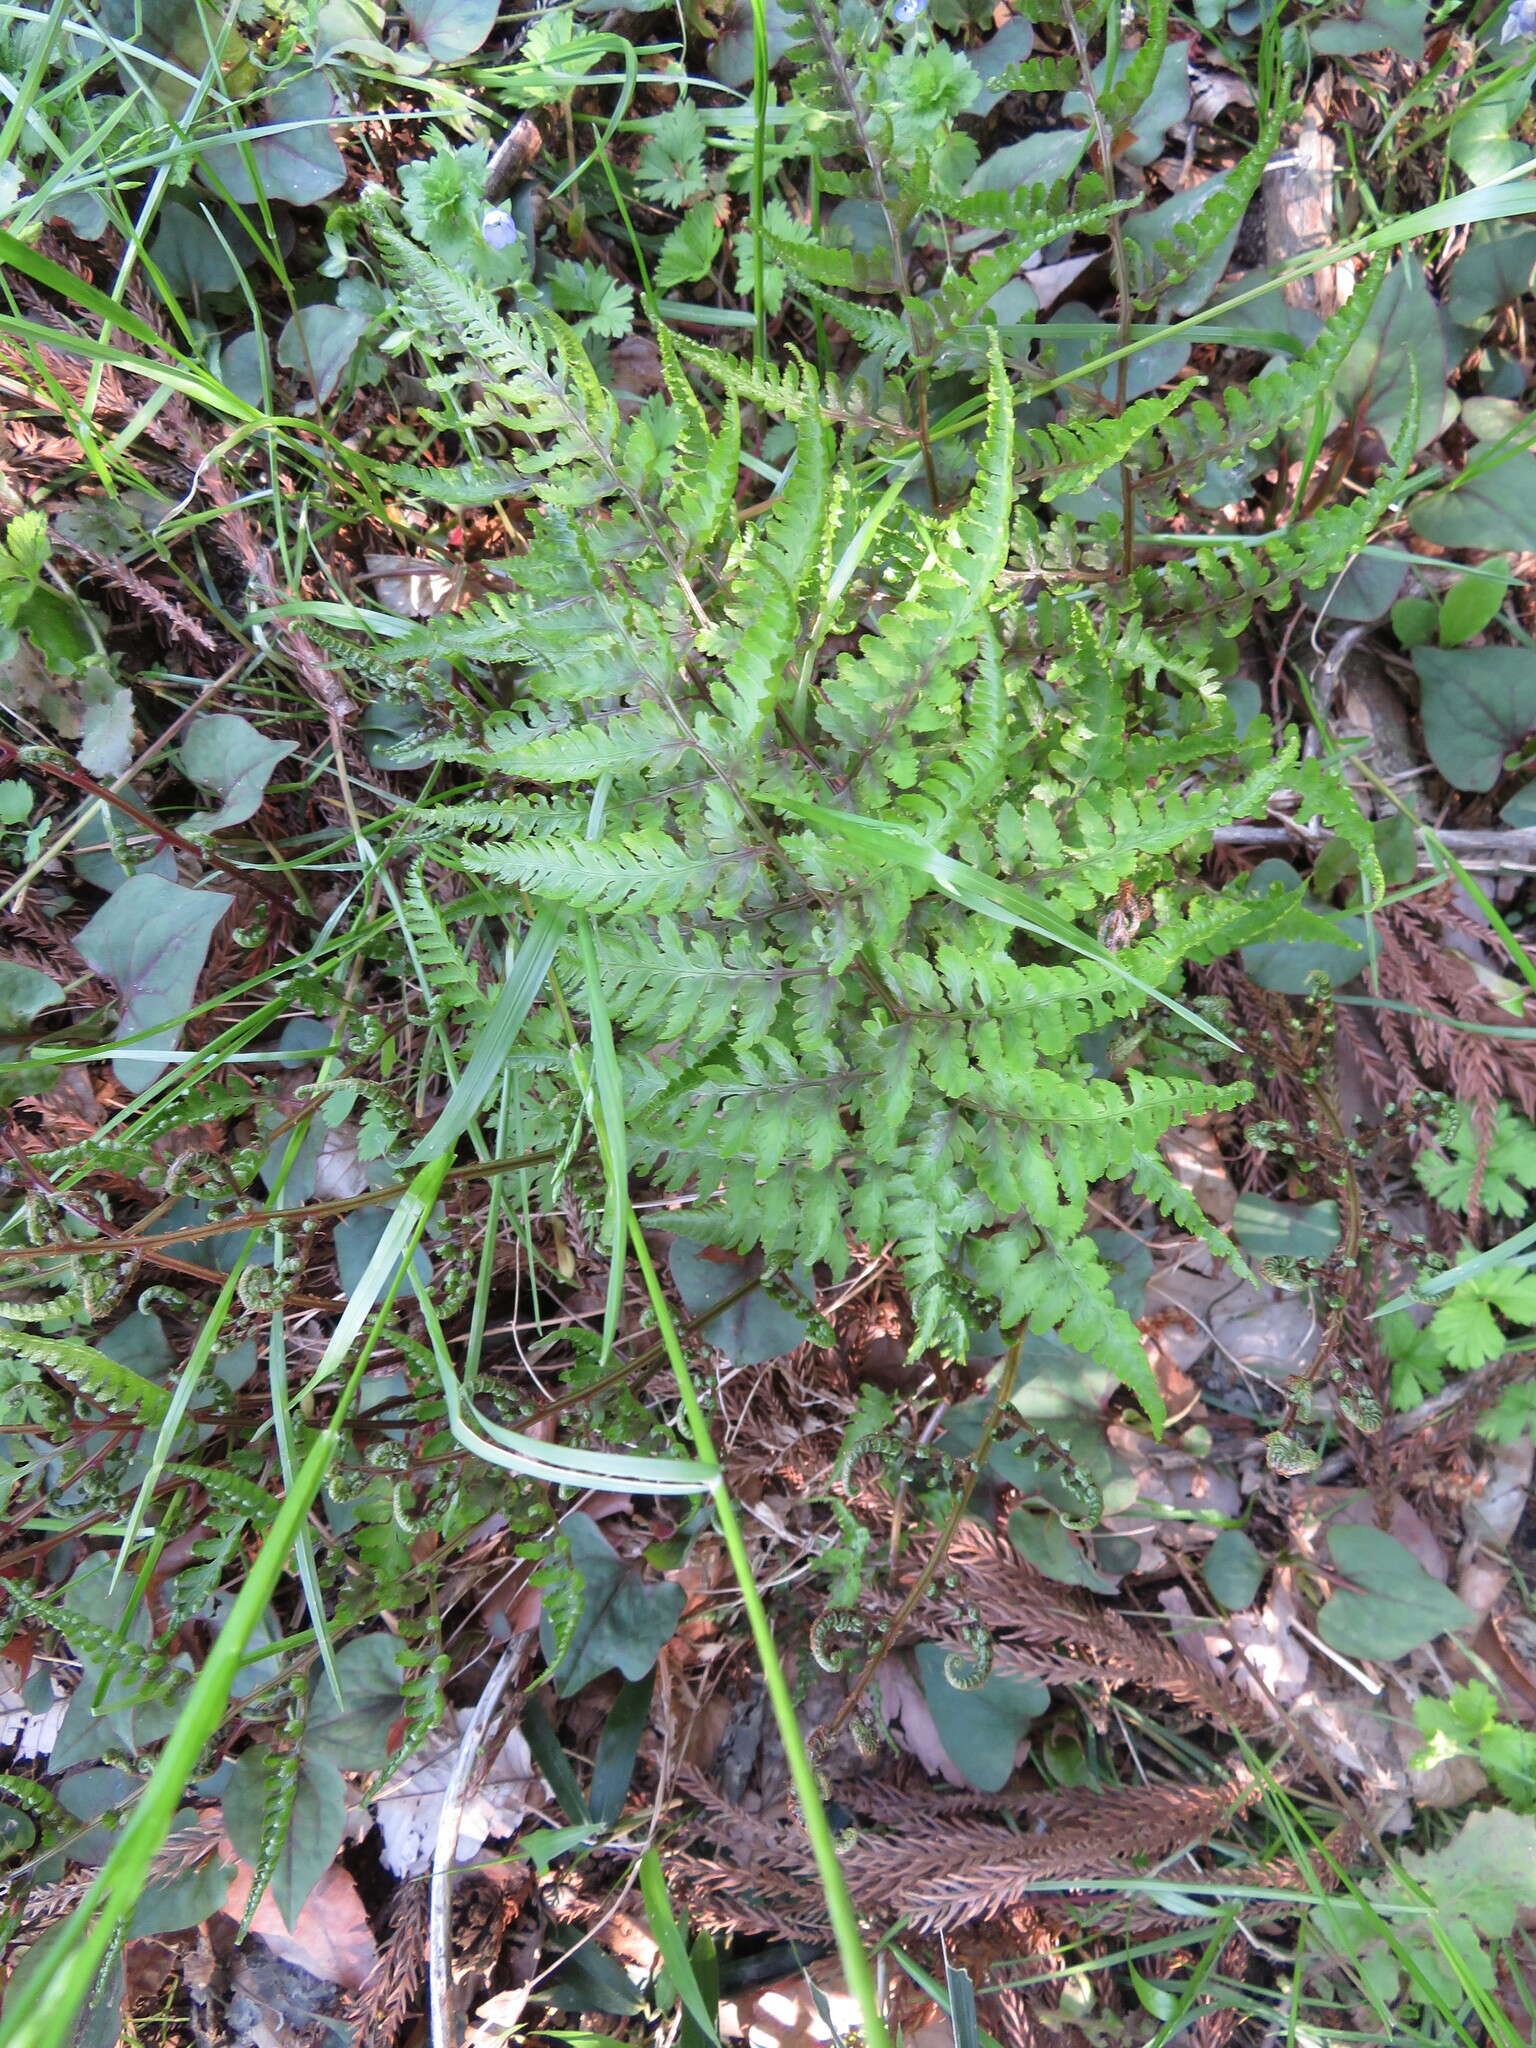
[403,0,498,59]
[199,75,345,208]
[1202,1529,1265,1611]
[1410,456,1536,554]
[0,1804,37,1861]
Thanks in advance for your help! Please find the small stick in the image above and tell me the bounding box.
[430,1634,532,2048]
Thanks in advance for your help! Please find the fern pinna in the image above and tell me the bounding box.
[356,203,1385,1421]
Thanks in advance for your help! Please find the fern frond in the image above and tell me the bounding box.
[1020,383,1195,500]
[0,1328,172,1426]
[400,863,486,1014]
[471,829,767,914]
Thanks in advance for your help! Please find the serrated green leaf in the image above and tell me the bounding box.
[654,203,724,292]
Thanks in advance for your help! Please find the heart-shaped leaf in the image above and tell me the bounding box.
[542,1512,684,1697]
[1202,1529,1265,1611]
[1412,645,1536,790]
[1410,455,1536,553]
[75,873,233,1089]
[180,713,297,832]
[667,1239,815,1364]
[403,0,498,59]
[276,304,372,404]
[200,74,345,208]
[222,1749,347,1931]
[0,961,60,1032]
[1317,1524,1474,1662]
[913,1643,1048,1792]
[305,1634,407,1771]
[1334,256,1452,452]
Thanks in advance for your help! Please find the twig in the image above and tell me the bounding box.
[1308,1351,1532,1482]
[1210,822,1536,872]
[430,1634,531,2048]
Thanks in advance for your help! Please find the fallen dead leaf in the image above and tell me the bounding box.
[373,1715,545,1879]
[1160,1121,1236,1225]
[721,1965,863,2046]
[222,1845,378,1990]
[467,1985,536,2047]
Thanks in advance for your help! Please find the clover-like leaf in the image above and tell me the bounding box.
[75,873,233,1090]
[541,1512,684,1697]
[180,713,298,832]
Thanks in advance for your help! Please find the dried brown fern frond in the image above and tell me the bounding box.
[666,1852,830,1941]
[62,543,221,657]
[842,1777,1261,1932]
[893,1523,1272,1736]
[671,1770,1261,1938]
[355,1876,429,2047]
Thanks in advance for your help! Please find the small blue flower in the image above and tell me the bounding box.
[1504,0,1536,43]
[481,206,519,250]
[893,0,927,20]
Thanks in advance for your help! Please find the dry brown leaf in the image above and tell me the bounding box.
[222,1845,378,1990]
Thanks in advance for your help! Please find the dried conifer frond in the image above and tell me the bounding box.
[673,1769,1260,1937]
[64,544,221,656]
[356,1875,430,2047]
[896,1523,1272,1735]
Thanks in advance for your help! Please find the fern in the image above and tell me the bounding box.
[0,1328,172,1428]
[399,862,487,1014]
[361,172,1415,1422]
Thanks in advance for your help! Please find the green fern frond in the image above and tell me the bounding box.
[400,862,486,1014]
[1021,383,1194,500]
[0,1328,172,1426]
[471,829,767,914]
